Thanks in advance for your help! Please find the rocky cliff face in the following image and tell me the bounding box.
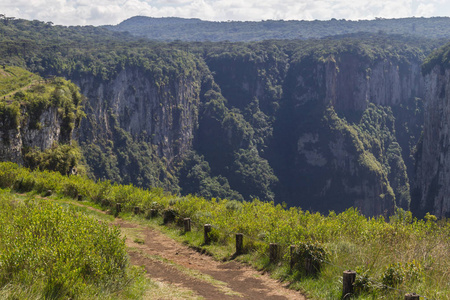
[415,66,450,218]
[67,63,204,189]
[75,67,201,166]
[278,54,424,216]
[324,54,424,111]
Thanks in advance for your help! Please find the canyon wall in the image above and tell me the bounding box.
[415,58,450,218]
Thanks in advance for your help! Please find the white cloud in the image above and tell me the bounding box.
[416,3,435,17]
[0,0,449,26]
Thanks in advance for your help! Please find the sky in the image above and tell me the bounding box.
[1,0,450,26]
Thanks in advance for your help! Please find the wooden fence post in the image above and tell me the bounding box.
[145,209,157,219]
[305,257,320,276]
[405,293,420,300]
[342,270,356,299]
[184,218,191,232]
[204,224,212,245]
[115,203,121,217]
[269,243,279,263]
[163,209,176,224]
[290,245,297,269]
[235,233,243,255]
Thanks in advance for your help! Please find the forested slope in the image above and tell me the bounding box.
[105,16,450,42]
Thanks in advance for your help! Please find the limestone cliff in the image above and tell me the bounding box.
[323,54,423,111]
[68,61,203,189]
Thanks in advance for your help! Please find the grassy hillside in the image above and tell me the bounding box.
[0,191,145,299]
[0,65,84,130]
[0,162,448,299]
[0,65,40,97]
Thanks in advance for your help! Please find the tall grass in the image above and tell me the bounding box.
[0,161,449,299]
[0,189,139,299]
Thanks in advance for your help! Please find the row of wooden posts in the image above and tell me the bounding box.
[115,203,422,300]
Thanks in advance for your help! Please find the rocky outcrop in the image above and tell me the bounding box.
[415,66,450,218]
[0,107,70,165]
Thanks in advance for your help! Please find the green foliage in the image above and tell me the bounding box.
[0,101,20,132]
[24,143,83,176]
[422,42,450,74]
[291,241,328,275]
[177,151,243,201]
[230,147,277,201]
[293,241,328,262]
[381,263,405,287]
[0,163,448,298]
[107,16,450,42]
[0,66,85,138]
[0,192,129,299]
[353,267,373,294]
[0,65,39,96]
[356,104,411,208]
[81,114,178,192]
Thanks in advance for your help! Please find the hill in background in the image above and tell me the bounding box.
[104,16,450,42]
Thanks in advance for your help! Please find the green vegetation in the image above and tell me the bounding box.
[0,65,85,176]
[106,16,450,42]
[0,66,85,135]
[24,143,84,176]
[0,190,142,299]
[0,65,40,97]
[0,16,445,215]
[422,41,450,74]
[0,162,448,299]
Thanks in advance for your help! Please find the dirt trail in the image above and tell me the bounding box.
[113,218,306,300]
[64,200,306,299]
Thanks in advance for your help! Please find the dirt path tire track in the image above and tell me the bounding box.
[114,218,306,300]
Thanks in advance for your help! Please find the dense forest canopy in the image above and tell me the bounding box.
[104,16,450,42]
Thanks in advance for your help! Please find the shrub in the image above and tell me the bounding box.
[291,241,328,276]
[381,263,405,288]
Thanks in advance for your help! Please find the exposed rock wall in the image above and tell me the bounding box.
[74,66,201,168]
[416,66,450,218]
[283,54,424,216]
[324,54,424,111]
[0,107,67,165]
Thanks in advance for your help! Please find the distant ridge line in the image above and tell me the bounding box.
[103,16,450,42]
